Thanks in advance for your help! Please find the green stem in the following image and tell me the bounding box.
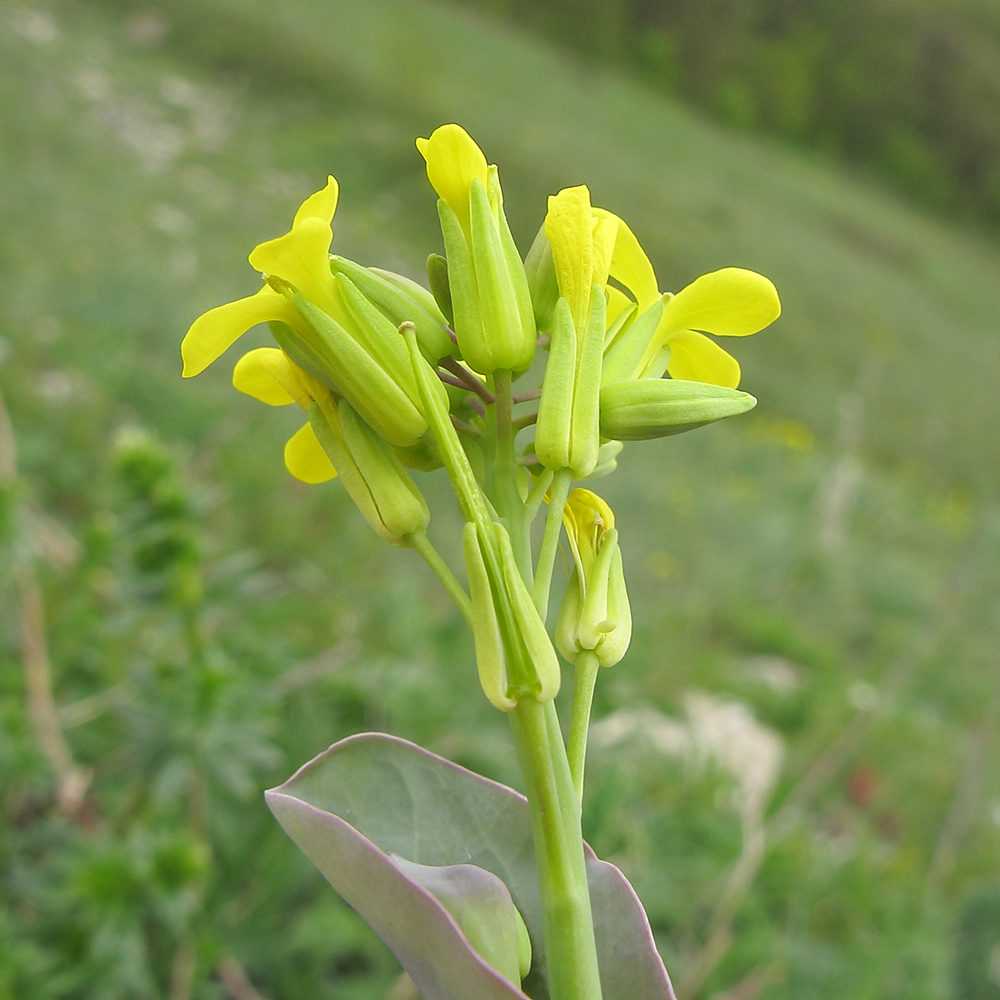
[510,699,603,1000]
[493,369,531,581]
[567,649,601,802]
[409,529,472,626]
[532,468,573,619]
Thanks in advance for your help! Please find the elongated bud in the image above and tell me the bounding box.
[463,522,517,711]
[462,520,561,710]
[309,400,429,545]
[268,277,427,448]
[330,256,453,361]
[600,378,757,440]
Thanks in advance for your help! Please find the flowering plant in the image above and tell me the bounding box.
[183,124,779,1000]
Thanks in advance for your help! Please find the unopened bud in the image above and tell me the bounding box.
[600,378,757,440]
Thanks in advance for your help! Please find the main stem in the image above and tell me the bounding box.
[510,699,603,1000]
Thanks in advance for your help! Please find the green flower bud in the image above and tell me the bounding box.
[462,520,561,711]
[330,255,453,362]
[600,378,757,441]
[309,399,429,545]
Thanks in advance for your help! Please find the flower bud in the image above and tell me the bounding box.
[556,490,631,667]
[462,520,561,711]
[418,125,535,374]
[600,378,757,441]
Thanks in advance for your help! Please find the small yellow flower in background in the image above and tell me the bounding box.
[181,177,340,378]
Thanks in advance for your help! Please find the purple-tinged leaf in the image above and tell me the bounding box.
[266,732,675,1000]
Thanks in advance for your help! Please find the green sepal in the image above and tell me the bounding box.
[463,522,516,712]
[267,319,339,392]
[601,297,666,385]
[585,439,623,480]
[492,522,560,704]
[426,253,454,328]
[596,544,631,667]
[488,167,537,371]
[534,298,576,472]
[555,567,583,665]
[330,256,452,362]
[271,279,427,448]
[523,224,558,333]
[337,401,430,545]
[469,177,535,373]
[600,378,757,440]
[335,273,422,403]
[438,199,486,373]
[567,285,606,478]
[554,530,631,667]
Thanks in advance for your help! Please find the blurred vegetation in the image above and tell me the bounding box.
[1,0,999,998]
[461,0,1000,231]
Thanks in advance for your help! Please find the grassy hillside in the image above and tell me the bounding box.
[2,0,999,997]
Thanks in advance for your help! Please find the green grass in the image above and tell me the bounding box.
[2,0,999,997]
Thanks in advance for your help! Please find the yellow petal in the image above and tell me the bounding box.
[181,287,296,377]
[562,487,615,580]
[545,185,593,330]
[591,213,618,290]
[248,217,336,311]
[416,124,488,231]
[292,176,339,227]
[662,267,781,338]
[595,209,659,311]
[232,348,297,406]
[664,329,742,388]
[284,422,337,484]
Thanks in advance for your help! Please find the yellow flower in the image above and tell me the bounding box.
[556,489,631,667]
[416,124,536,374]
[233,347,430,545]
[599,212,781,389]
[181,177,340,378]
[232,347,335,484]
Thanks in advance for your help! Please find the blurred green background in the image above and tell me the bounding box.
[2,0,999,998]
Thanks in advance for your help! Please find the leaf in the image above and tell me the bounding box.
[266,732,676,1000]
